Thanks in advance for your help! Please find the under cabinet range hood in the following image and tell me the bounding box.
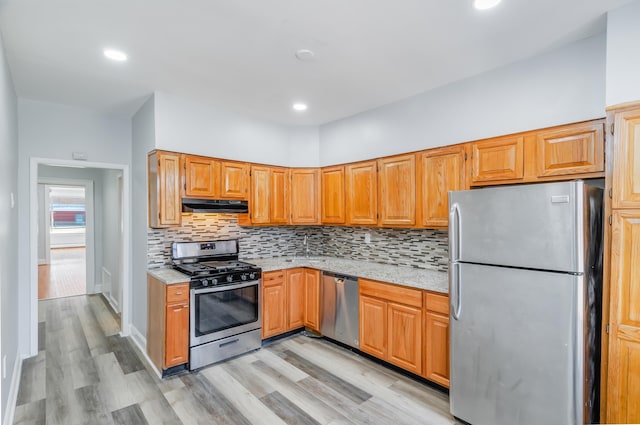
[181,198,249,213]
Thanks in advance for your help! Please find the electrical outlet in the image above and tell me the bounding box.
[2,355,6,379]
[364,232,371,244]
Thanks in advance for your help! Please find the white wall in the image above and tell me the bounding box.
[153,91,319,167]
[131,96,156,338]
[0,31,19,424]
[606,0,640,107]
[101,169,123,312]
[17,99,131,354]
[318,33,607,165]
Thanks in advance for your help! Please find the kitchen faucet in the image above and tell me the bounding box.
[303,234,310,258]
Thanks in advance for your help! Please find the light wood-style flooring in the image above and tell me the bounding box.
[38,248,86,300]
[14,295,455,425]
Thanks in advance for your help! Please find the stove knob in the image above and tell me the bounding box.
[226,275,234,283]
[202,279,209,287]
[241,273,248,281]
[211,278,218,285]
[249,272,256,280]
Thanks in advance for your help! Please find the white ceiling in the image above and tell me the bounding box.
[0,0,630,125]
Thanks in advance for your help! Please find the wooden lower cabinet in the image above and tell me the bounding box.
[286,269,305,330]
[147,276,190,371]
[359,278,423,375]
[423,292,450,387]
[261,271,287,339]
[304,269,321,331]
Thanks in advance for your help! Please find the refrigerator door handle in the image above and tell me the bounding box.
[450,203,461,262]
[450,262,462,320]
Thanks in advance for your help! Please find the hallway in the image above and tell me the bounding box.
[38,248,86,299]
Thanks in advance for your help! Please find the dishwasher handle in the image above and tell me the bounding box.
[323,271,357,283]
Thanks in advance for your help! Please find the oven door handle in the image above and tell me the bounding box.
[192,280,259,294]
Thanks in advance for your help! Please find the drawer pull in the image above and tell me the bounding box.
[175,291,183,295]
[220,338,239,348]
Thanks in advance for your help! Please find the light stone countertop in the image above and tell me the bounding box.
[248,256,449,294]
[147,257,449,294]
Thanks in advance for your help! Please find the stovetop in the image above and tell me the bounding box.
[174,260,258,277]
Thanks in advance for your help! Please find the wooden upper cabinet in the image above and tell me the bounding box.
[249,165,271,224]
[321,166,346,224]
[345,161,378,225]
[290,168,320,224]
[613,108,640,209]
[183,155,220,198]
[470,136,524,183]
[536,121,604,177]
[220,161,249,200]
[606,210,640,423]
[148,151,181,228]
[417,146,465,228]
[270,168,290,224]
[378,154,416,226]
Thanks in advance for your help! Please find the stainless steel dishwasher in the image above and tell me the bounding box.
[321,271,359,348]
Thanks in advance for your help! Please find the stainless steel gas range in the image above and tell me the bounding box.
[172,239,262,370]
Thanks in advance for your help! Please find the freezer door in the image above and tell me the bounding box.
[450,263,585,425]
[449,181,588,272]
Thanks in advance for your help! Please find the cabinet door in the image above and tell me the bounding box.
[270,168,290,224]
[183,155,220,198]
[417,146,465,227]
[613,109,640,208]
[536,122,604,177]
[387,302,422,374]
[290,169,320,224]
[304,269,321,331]
[321,166,346,224]
[606,210,640,423]
[425,311,450,387]
[345,161,377,225]
[286,268,305,330]
[470,136,524,183]
[148,151,181,227]
[262,272,287,339]
[165,302,189,368]
[378,154,416,226]
[359,295,387,359]
[220,161,249,200]
[250,166,271,224]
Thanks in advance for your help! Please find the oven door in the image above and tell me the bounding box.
[190,280,261,347]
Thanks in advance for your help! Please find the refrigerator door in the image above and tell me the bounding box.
[450,263,584,425]
[449,181,586,272]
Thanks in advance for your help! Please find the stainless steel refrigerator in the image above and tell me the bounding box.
[448,180,603,425]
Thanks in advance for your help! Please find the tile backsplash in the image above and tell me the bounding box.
[148,214,448,272]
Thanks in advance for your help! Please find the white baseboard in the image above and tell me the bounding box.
[104,293,120,314]
[129,325,162,379]
[3,355,24,425]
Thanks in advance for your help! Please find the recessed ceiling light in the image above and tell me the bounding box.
[292,103,308,111]
[103,48,128,62]
[295,49,315,61]
[474,0,501,10]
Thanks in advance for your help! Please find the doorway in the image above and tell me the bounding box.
[38,184,88,299]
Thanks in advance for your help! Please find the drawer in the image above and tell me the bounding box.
[359,278,422,308]
[262,270,285,286]
[166,283,189,303]
[425,292,449,315]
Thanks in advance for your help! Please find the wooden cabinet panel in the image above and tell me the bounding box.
[166,283,189,304]
[304,269,321,332]
[470,136,524,183]
[387,303,422,374]
[286,268,305,330]
[148,151,181,227]
[536,122,604,177]
[425,311,450,387]
[345,161,378,225]
[220,161,249,200]
[270,168,290,224]
[290,169,320,224]
[183,155,220,198]
[359,278,422,308]
[378,154,416,226]
[262,271,287,339]
[613,109,640,208]
[321,166,346,224]
[249,166,271,224]
[359,295,387,358]
[417,146,465,227]
[607,210,640,423]
[165,302,189,368]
